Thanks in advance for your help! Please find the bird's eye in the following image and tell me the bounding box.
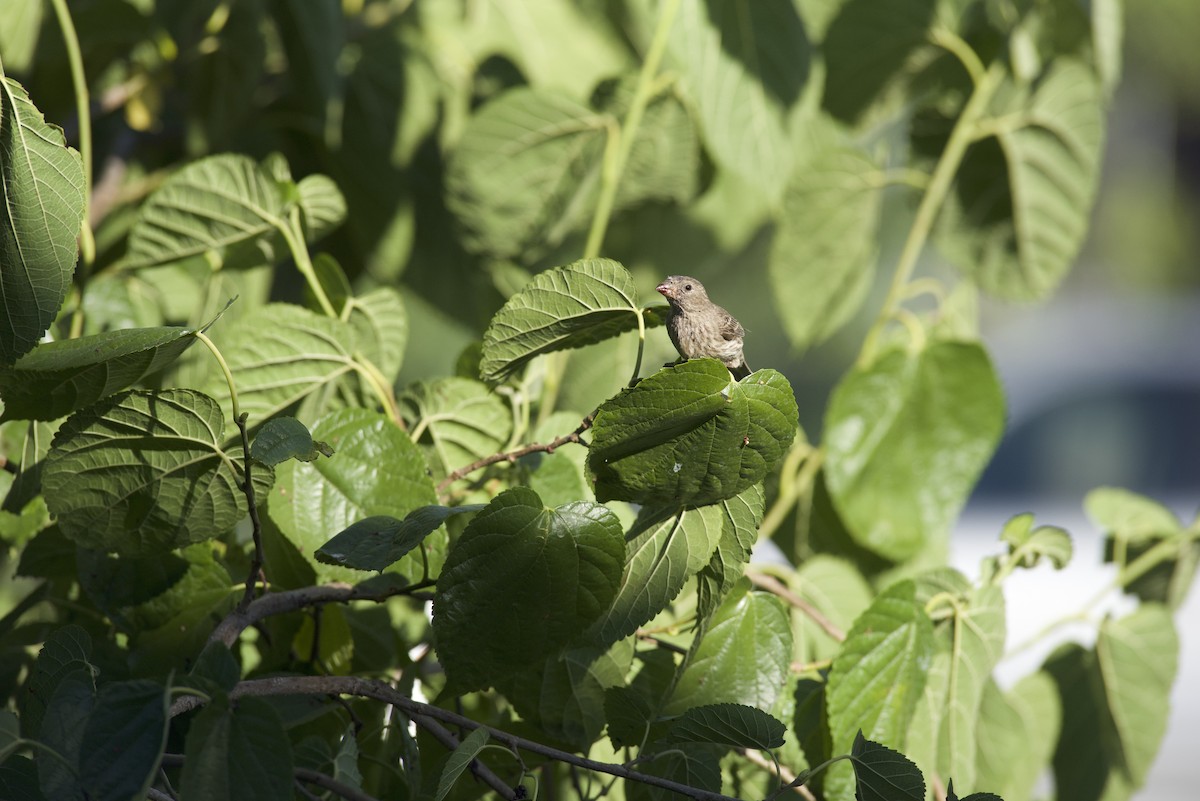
[684,284,692,291]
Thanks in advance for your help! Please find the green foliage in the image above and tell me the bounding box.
[0,2,1189,801]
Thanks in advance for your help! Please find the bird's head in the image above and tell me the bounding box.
[655,275,708,310]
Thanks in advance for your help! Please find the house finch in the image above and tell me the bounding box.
[656,275,751,380]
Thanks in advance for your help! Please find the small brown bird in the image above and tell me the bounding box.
[656,275,751,380]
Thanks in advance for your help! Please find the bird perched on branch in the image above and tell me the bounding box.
[656,275,751,380]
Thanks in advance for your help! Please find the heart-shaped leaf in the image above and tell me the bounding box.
[588,360,798,506]
[433,487,625,691]
[937,61,1104,300]
[317,505,485,573]
[126,153,290,270]
[824,342,1004,561]
[43,389,253,556]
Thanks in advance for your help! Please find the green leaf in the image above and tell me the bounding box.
[937,61,1105,300]
[316,505,485,573]
[822,0,937,124]
[433,487,625,691]
[627,743,723,801]
[78,680,170,801]
[307,253,352,315]
[76,548,189,612]
[0,325,204,422]
[203,303,359,422]
[251,416,332,465]
[667,0,810,201]
[827,582,934,761]
[0,75,86,365]
[42,389,250,555]
[586,502,724,650]
[769,127,880,350]
[446,87,605,258]
[0,0,43,73]
[500,641,632,751]
[479,259,645,383]
[267,408,438,584]
[849,731,926,801]
[36,676,93,800]
[588,360,798,506]
[125,154,288,270]
[1045,643,1114,801]
[0,756,43,801]
[666,704,786,750]
[181,696,294,801]
[974,674,1061,801]
[666,581,792,714]
[297,173,346,242]
[1085,486,1181,544]
[1096,605,1178,787]
[928,579,1007,790]
[605,685,654,750]
[1000,512,1073,569]
[696,484,765,620]
[946,780,1002,801]
[0,709,17,758]
[791,556,873,662]
[332,724,363,791]
[17,624,93,739]
[434,728,489,801]
[400,377,512,474]
[346,287,408,381]
[824,342,1004,561]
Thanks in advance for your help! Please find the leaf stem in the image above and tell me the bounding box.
[1004,528,1199,660]
[195,331,240,422]
[351,354,403,427]
[757,440,818,542]
[49,0,97,337]
[629,308,647,386]
[582,0,681,258]
[234,412,266,612]
[857,59,1005,367]
[280,207,337,317]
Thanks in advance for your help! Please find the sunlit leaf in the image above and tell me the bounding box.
[588,360,798,507]
[43,390,252,556]
[824,342,1004,560]
[0,74,85,364]
[479,259,646,383]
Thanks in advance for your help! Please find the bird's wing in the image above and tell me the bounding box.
[717,306,744,340]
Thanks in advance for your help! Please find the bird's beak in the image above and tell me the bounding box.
[655,282,673,299]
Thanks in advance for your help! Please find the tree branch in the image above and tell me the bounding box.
[171,675,744,801]
[408,711,519,799]
[295,766,383,801]
[747,572,845,642]
[436,412,596,497]
[210,581,427,648]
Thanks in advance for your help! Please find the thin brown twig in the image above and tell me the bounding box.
[171,675,744,801]
[236,413,266,613]
[737,749,817,801]
[435,412,596,497]
[747,572,845,642]
[211,580,432,648]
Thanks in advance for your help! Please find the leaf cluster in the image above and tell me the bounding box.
[1,2,1192,801]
